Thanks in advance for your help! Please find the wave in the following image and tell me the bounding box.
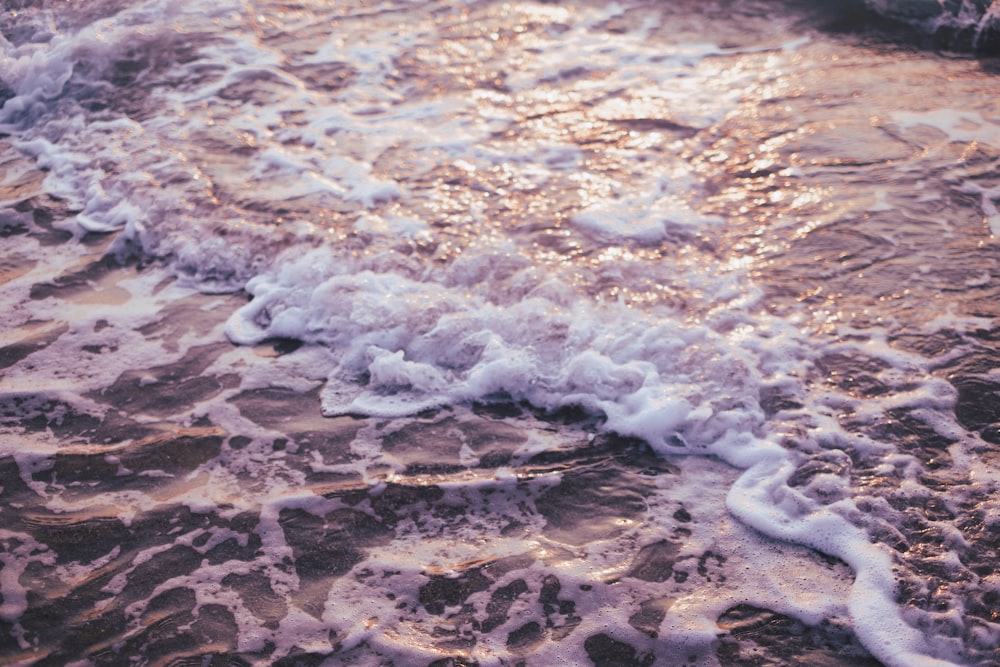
[1,0,998,665]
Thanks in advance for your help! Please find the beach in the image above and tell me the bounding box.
[1,1,1000,664]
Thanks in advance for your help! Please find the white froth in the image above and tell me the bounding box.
[572,181,720,244]
[721,449,963,667]
[224,247,758,456]
[2,1,996,665]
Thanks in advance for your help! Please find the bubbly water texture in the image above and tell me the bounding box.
[1,1,1000,666]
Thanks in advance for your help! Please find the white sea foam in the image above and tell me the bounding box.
[0,1,993,664]
[224,246,753,450]
[218,238,968,666]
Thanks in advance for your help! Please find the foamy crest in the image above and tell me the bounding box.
[225,246,758,452]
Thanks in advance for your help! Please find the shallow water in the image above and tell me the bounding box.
[1,1,1000,665]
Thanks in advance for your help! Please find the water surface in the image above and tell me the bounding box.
[1,1,999,665]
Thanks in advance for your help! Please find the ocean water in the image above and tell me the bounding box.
[1,0,999,665]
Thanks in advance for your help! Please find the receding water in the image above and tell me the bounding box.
[1,1,999,665]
